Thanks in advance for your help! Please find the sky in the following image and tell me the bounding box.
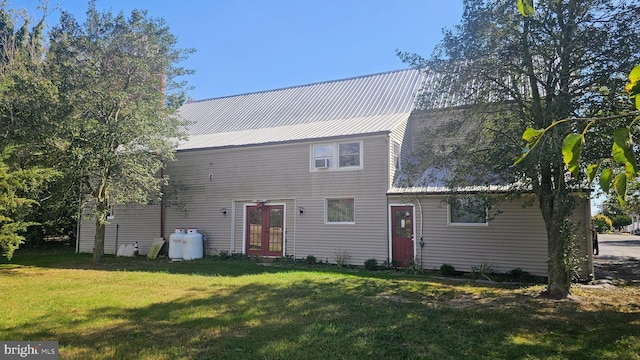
[13,0,464,101]
[10,0,606,214]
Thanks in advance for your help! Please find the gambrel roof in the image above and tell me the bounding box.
[177,68,425,150]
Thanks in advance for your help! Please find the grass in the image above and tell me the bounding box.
[1,248,639,359]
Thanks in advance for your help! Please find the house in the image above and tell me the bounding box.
[77,68,594,278]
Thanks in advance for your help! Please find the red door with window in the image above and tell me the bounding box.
[391,206,414,267]
[246,205,284,256]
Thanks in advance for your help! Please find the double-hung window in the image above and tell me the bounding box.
[311,141,363,171]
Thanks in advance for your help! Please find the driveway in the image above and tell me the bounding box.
[597,233,640,258]
[593,233,640,284]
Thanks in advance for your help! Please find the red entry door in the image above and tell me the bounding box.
[246,205,284,256]
[391,206,414,267]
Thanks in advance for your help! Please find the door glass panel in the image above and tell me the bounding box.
[249,207,262,250]
[269,208,283,252]
[394,209,412,238]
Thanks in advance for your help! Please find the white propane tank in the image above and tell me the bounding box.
[169,228,186,261]
[182,228,203,260]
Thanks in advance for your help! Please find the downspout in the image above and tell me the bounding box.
[75,183,83,254]
[386,135,391,264]
[230,200,236,253]
[75,207,82,254]
[115,223,119,254]
[415,197,424,269]
[293,197,297,259]
[160,167,165,239]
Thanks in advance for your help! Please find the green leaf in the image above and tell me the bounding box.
[517,0,535,17]
[515,127,545,165]
[614,173,627,206]
[586,163,599,184]
[562,133,584,177]
[612,128,638,176]
[629,64,640,83]
[600,168,613,193]
[626,65,640,110]
[522,127,544,142]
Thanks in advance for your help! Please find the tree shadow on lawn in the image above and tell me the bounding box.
[6,275,640,359]
[1,248,293,277]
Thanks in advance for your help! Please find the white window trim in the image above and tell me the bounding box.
[106,204,115,220]
[310,140,364,172]
[325,197,356,225]
[447,202,489,227]
[393,141,401,170]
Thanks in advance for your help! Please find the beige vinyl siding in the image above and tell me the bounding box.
[78,204,160,255]
[388,117,411,187]
[390,195,591,277]
[162,134,391,264]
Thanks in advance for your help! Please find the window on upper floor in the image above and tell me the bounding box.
[393,141,401,170]
[311,141,363,171]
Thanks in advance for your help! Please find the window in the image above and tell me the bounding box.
[326,198,355,224]
[311,141,362,171]
[339,142,360,167]
[448,196,488,225]
[106,204,115,220]
[313,144,334,169]
[393,142,401,170]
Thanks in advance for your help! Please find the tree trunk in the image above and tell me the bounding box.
[545,214,571,299]
[92,198,108,262]
[537,167,573,299]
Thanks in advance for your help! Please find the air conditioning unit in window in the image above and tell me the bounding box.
[315,158,329,169]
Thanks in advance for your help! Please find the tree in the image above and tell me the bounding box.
[592,214,612,233]
[399,0,640,298]
[0,146,56,259]
[47,1,193,261]
[611,214,632,231]
[0,4,64,253]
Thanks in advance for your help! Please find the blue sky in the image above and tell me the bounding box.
[14,0,463,100]
[11,0,606,213]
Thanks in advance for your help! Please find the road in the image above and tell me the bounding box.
[596,233,640,259]
[593,233,640,283]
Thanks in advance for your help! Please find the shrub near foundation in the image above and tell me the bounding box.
[439,263,457,276]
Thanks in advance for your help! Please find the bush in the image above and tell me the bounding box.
[471,263,495,281]
[612,214,632,231]
[306,254,316,265]
[508,268,533,282]
[334,249,351,267]
[216,250,231,260]
[364,258,378,270]
[439,263,456,276]
[593,214,612,233]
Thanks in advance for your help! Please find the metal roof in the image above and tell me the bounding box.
[177,68,425,150]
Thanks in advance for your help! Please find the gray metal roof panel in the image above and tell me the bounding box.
[178,68,425,139]
[177,113,410,150]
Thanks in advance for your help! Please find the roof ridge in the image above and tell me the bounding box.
[187,68,420,103]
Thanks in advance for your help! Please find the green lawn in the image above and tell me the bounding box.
[1,249,639,360]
